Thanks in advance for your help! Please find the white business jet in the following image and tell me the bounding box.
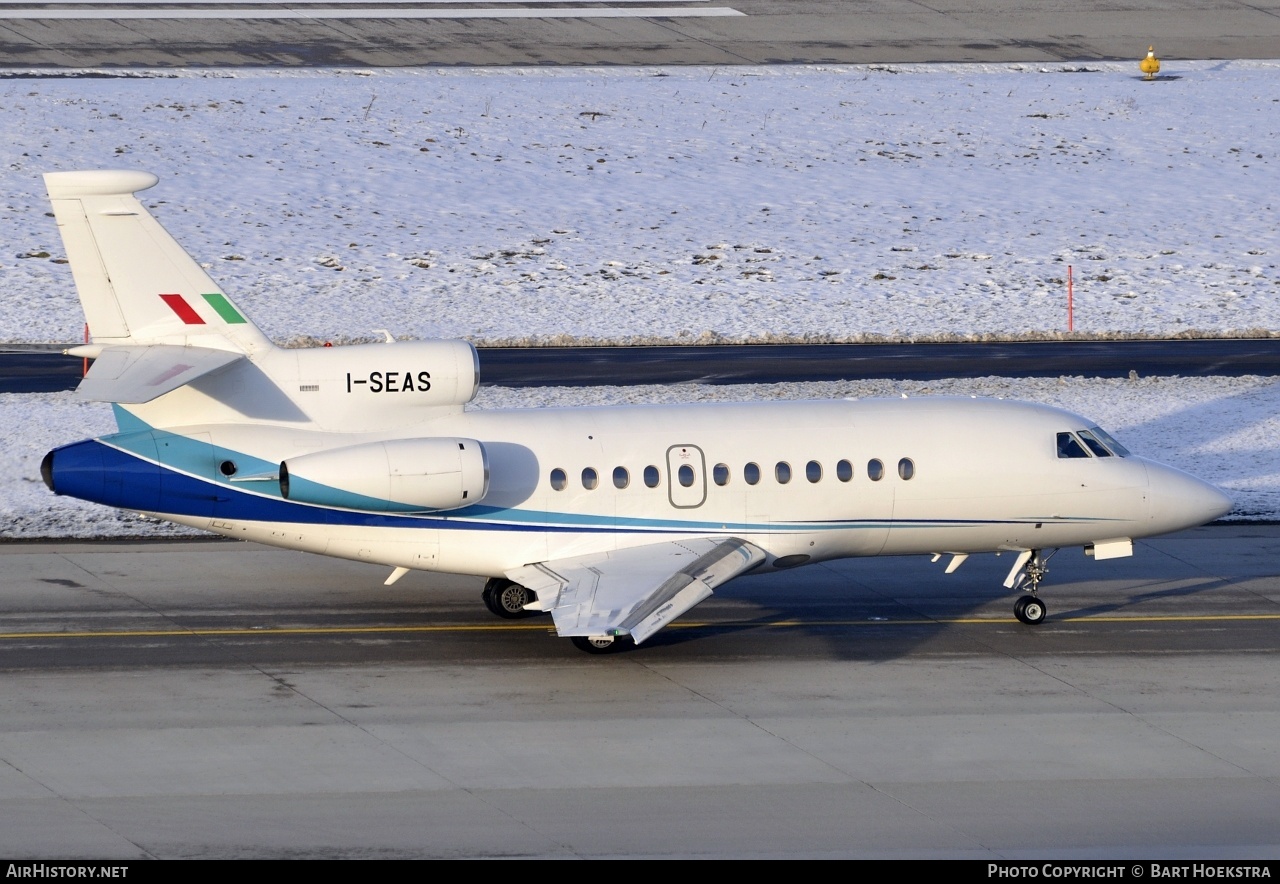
[39,170,1232,652]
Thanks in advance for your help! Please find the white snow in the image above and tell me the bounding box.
[1,62,1278,535]
[4,62,1278,346]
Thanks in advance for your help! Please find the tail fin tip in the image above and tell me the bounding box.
[45,170,159,200]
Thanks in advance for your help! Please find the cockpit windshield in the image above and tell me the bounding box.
[1088,425,1130,457]
[1056,427,1131,459]
[1077,430,1112,457]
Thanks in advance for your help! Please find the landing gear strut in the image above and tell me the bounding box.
[482,577,539,619]
[1007,548,1055,626]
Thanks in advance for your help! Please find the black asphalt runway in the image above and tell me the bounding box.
[476,337,1280,387]
[4,337,1280,392]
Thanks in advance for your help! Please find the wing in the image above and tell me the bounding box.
[72,344,245,403]
[507,537,766,645]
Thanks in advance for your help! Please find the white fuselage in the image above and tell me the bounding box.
[133,395,1224,579]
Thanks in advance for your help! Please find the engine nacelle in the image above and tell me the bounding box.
[252,338,480,432]
[289,338,478,400]
[280,437,488,513]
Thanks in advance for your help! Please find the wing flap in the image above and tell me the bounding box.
[74,344,244,403]
[508,537,765,645]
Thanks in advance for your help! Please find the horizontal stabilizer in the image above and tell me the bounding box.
[508,537,765,645]
[73,345,244,403]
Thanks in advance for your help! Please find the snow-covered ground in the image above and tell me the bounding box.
[3,62,1278,346]
[2,62,1278,536]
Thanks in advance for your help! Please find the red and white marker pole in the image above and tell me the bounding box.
[1067,265,1074,332]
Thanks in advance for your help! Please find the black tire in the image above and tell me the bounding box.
[1014,594,1047,625]
[570,635,630,655]
[482,578,538,619]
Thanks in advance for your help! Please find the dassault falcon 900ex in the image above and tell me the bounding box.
[39,171,1233,653]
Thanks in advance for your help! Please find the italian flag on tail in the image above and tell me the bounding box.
[160,292,248,325]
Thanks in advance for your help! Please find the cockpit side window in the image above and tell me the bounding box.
[1056,432,1090,459]
[1076,430,1113,457]
[1089,426,1130,457]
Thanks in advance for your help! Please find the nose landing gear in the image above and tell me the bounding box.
[1005,548,1056,626]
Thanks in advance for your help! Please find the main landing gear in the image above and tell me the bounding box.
[479,578,632,654]
[570,635,632,655]
[482,577,540,619]
[1007,548,1056,626]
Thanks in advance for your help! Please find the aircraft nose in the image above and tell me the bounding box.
[1145,461,1233,533]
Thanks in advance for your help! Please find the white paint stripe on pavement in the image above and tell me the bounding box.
[0,5,745,18]
[0,0,693,4]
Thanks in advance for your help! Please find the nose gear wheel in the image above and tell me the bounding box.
[1014,594,1047,625]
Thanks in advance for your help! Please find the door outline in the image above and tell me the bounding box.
[666,444,707,509]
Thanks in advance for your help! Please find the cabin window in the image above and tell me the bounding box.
[898,457,915,480]
[775,462,792,484]
[644,465,660,488]
[713,463,730,486]
[613,466,629,489]
[550,468,567,491]
[1089,425,1130,457]
[836,459,853,482]
[867,459,884,481]
[582,467,599,490]
[678,464,695,487]
[1056,432,1090,459]
[806,460,822,483]
[744,462,761,485]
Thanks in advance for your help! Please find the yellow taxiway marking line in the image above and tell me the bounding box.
[0,623,555,640]
[684,614,1280,626]
[1,613,1278,641]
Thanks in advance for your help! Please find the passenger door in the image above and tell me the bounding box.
[666,444,707,509]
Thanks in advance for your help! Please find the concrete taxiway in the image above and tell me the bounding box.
[0,526,1277,858]
[3,0,1280,67]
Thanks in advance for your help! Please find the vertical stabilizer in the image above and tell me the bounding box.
[44,170,272,355]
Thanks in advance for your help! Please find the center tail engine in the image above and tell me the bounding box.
[279,437,489,513]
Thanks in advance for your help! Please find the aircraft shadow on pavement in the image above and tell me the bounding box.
[618,534,1253,660]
